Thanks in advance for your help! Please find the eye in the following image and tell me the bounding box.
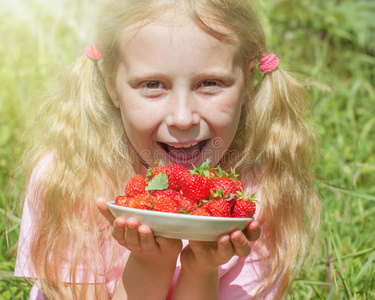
[145,81,163,89]
[200,80,219,87]
[140,81,167,98]
[197,79,224,95]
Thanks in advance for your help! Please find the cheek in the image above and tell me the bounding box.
[121,112,156,139]
[118,97,160,134]
[212,95,243,129]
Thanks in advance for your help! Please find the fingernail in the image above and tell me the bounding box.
[232,231,241,241]
[138,225,148,236]
[117,218,126,226]
[127,223,136,229]
[222,235,230,245]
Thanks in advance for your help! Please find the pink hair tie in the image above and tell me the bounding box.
[84,43,102,60]
[258,53,279,74]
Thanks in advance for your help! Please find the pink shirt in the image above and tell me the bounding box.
[14,156,278,299]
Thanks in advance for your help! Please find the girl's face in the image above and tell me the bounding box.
[107,15,247,169]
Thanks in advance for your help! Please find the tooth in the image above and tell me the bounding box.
[167,142,198,149]
[183,143,197,148]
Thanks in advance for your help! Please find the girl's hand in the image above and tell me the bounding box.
[96,197,182,263]
[244,219,261,243]
[180,220,260,274]
[172,224,260,300]
[97,197,181,299]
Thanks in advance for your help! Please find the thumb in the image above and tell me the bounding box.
[96,196,116,226]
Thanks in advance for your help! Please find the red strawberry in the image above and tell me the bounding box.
[234,179,244,193]
[115,195,130,207]
[211,177,236,198]
[180,174,211,202]
[125,175,147,197]
[152,195,178,213]
[232,192,256,218]
[173,194,197,213]
[191,206,212,216]
[145,172,169,193]
[205,170,217,183]
[148,165,179,190]
[205,198,231,217]
[129,194,153,210]
[153,165,168,175]
[167,164,190,190]
[190,159,217,183]
[152,189,181,198]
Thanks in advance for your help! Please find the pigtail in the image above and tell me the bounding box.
[27,54,130,299]
[241,68,320,298]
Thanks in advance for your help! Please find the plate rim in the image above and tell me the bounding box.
[107,200,253,222]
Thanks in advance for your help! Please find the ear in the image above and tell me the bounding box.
[246,59,256,73]
[104,76,120,108]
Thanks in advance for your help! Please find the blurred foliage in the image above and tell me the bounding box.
[1,0,374,298]
[260,0,375,298]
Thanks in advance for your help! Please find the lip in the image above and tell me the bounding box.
[157,139,208,166]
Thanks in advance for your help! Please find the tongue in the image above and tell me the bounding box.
[168,144,201,161]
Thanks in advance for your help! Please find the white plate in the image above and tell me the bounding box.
[107,201,253,241]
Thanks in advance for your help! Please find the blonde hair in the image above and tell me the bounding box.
[20,0,320,298]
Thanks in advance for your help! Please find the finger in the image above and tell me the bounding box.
[155,237,183,253]
[124,217,141,251]
[138,225,158,254]
[231,230,251,257]
[217,234,234,261]
[112,217,127,247]
[96,197,116,226]
[245,220,261,241]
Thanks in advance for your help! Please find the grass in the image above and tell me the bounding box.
[1,0,374,299]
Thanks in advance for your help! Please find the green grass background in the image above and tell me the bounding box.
[1,0,374,299]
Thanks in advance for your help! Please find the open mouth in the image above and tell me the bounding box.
[159,140,208,163]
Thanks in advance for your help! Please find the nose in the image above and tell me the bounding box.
[165,92,200,130]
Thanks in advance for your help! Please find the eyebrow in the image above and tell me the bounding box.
[192,71,237,85]
[127,73,170,86]
[127,70,237,86]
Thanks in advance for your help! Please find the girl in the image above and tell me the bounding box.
[14,0,320,299]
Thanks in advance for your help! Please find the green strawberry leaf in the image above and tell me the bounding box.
[236,190,258,203]
[189,158,212,174]
[203,170,210,178]
[200,158,211,169]
[145,173,168,191]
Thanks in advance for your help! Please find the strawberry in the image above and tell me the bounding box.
[145,172,169,193]
[205,198,232,217]
[205,170,218,183]
[189,159,217,183]
[152,188,181,198]
[128,194,153,210]
[173,194,197,213]
[191,206,212,216]
[232,192,256,218]
[153,165,168,176]
[115,195,130,207]
[167,164,190,190]
[234,179,244,192]
[180,173,211,202]
[125,175,147,197]
[211,177,236,198]
[148,165,179,190]
[152,195,178,213]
